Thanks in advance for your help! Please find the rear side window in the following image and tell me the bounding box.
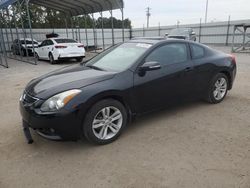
[190,44,205,59]
[55,39,77,43]
[145,43,188,66]
[47,40,54,45]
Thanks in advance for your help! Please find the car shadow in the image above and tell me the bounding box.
[26,99,211,152]
[125,99,208,133]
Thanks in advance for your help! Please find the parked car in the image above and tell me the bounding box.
[20,39,236,145]
[132,36,166,40]
[11,38,39,56]
[167,28,196,41]
[35,38,85,64]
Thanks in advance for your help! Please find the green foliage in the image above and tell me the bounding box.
[7,4,131,29]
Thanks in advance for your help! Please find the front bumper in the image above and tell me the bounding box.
[19,100,82,143]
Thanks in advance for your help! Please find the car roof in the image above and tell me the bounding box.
[18,38,37,41]
[48,38,74,40]
[127,38,190,45]
[131,36,166,41]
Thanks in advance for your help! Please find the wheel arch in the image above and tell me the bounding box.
[80,91,134,125]
[219,70,232,90]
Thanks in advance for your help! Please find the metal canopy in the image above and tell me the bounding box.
[0,0,125,68]
[33,0,123,16]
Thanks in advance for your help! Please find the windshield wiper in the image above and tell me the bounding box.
[85,65,105,71]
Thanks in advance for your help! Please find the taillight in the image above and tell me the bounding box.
[55,45,67,49]
[78,45,84,48]
[229,54,236,64]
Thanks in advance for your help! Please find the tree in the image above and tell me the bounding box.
[32,7,132,29]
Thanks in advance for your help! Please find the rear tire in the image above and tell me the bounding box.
[83,99,128,145]
[205,73,229,104]
[76,57,84,62]
[49,53,56,64]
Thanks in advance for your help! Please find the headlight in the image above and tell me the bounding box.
[40,89,81,112]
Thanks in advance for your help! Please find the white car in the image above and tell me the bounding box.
[11,38,39,56]
[35,38,86,64]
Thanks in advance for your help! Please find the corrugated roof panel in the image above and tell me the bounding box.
[0,0,124,15]
[30,0,124,15]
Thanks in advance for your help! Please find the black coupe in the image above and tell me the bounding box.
[20,39,236,145]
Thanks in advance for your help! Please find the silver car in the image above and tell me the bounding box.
[166,28,196,41]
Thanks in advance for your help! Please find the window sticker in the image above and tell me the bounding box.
[136,43,152,48]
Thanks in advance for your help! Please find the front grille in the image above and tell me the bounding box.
[22,91,39,105]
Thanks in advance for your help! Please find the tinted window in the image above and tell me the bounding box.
[191,44,205,59]
[169,28,191,36]
[55,39,77,43]
[47,40,54,45]
[41,41,47,46]
[20,40,38,45]
[145,43,188,66]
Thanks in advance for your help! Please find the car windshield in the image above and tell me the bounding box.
[55,39,77,43]
[20,40,38,44]
[85,43,151,72]
[169,28,190,36]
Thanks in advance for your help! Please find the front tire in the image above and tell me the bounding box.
[21,49,26,57]
[83,99,128,145]
[205,73,229,104]
[35,52,40,60]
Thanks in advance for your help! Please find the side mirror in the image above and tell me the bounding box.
[140,61,161,72]
[165,33,169,37]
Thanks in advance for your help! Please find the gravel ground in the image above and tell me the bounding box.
[0,47,250,188]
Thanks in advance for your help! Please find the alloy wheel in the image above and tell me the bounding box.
[213,77,227,100]
[92,106,123,140]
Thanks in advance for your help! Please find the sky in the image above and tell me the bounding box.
[102,0,250,28]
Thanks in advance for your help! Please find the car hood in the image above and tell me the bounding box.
[25,64,116,99]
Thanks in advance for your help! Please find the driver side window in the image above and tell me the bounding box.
[145,43,188,66]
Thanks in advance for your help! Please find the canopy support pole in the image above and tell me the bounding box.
[100,12,105,50]
[2,11,10,53]
[71,17,74,39]
[65,18,69,38]
[84,15,89,51]
[92,13,96,52]
[110,9,114,46]
[13,6,23,62]
[25,0,37,64]
[77,17,81,42]
[0,11,8,68]
[6,7,16,58]
[18,0,29,59]
[121,8,124,42]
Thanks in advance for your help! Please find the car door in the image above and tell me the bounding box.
[45,39,54,58]
[132,42,195,114]
[38,40,48,58]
